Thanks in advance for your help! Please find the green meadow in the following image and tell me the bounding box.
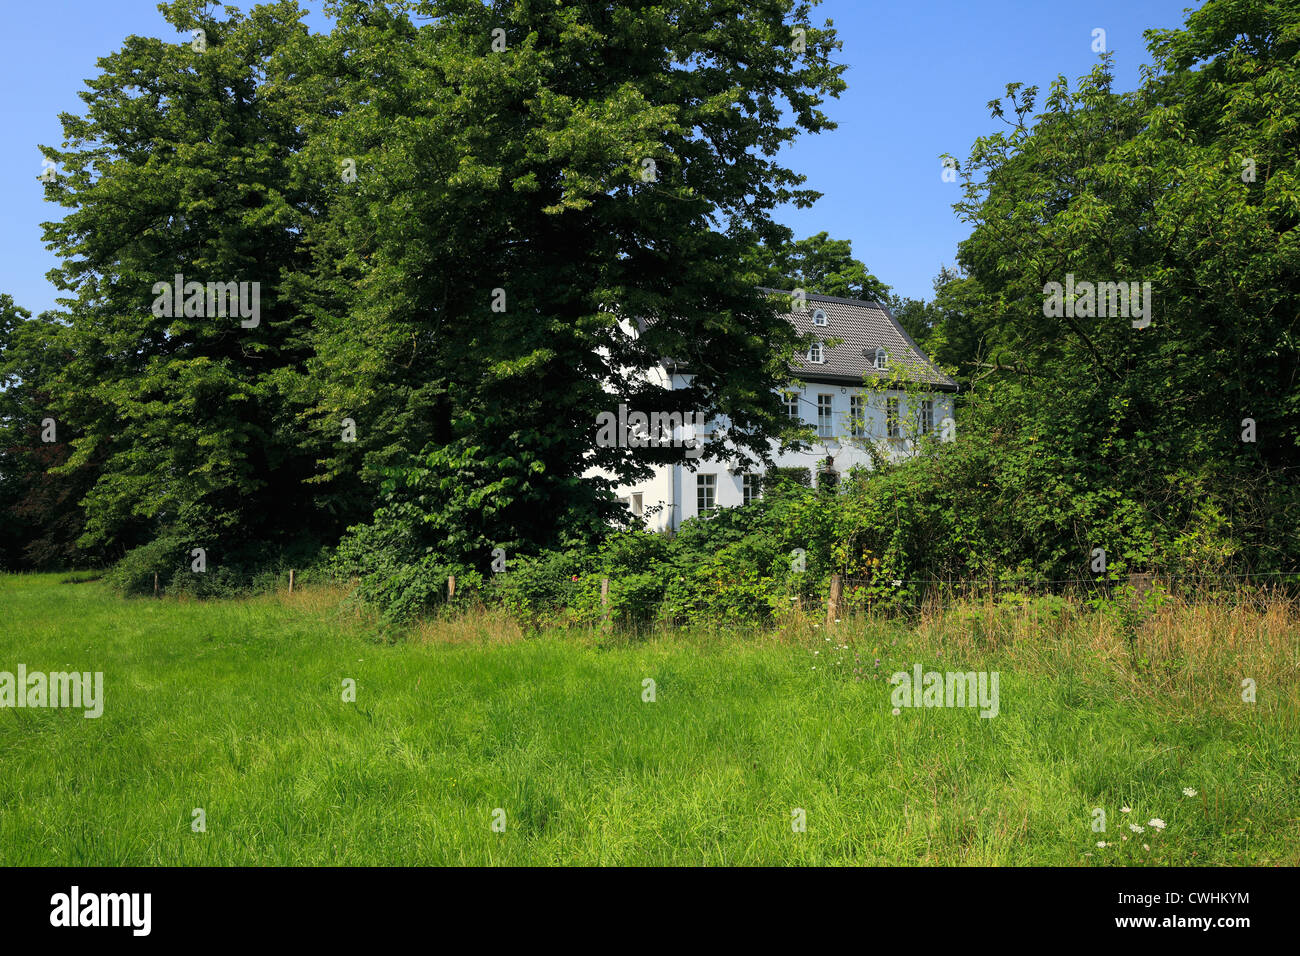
[0,573,1295,866]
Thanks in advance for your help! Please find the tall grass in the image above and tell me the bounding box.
[0,574,1295,865]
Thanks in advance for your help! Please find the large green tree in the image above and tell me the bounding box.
[949,0,1300,571]
[745,230,891,301]
[310,0,847,585]
[0,296,100,570]
[36,0,338,577]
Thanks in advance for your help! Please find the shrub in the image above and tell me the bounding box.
[489,548,592,630]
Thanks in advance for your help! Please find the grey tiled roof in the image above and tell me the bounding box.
[763,289,957,391]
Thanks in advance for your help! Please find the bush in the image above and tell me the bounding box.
[488,548,592,630]
[326,385,1288,629]
[105,530,330,600]
[102,533,194,597]
[330,507,483,624]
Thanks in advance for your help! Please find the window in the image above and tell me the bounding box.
[886,396,900,438]
[817,394,834,438]
[742,474,761,505]
[784,391,800,421]
[812,308,827,327]
[631,493,643,517]
[850,394,865,438]
[920,399,935,436]
[807,340,824,364]
[874,347,888,370]
[697,474,716,514]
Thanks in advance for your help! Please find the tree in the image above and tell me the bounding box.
[23,0,848,601]
[747,230,891,301]
[0,296,100,569]
[887,264,1001,389]
[35,0,338,578]
[311,0,849,587]
[948,0,1300,571]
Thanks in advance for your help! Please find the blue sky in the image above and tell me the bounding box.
[0,0,1198,315]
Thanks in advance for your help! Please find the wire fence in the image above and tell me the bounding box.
[831,569,1300,611]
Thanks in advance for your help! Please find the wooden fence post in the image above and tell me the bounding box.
[1127,572,1152,604]
[288,569,295,594]
[826,573,843,627]
[601,577,610,625]
[153,572,159,597]
[447,575,456,600]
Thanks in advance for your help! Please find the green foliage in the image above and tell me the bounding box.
[471,381,1267,629]
[306,0,846,579]
[330,501,476,625]
[831,385,1258,594]
[6,0,851,590]
[745,230,891,300]
[104,529,328,599]
[0,296,100,570]
[4,0,1297,619]
[886,265,993,390]
[488,548,590,630]
[763,466,813,489]
[100,533,192,597]
[480,484,837,630]
[28,0,346,569]
[943,0,1300,572]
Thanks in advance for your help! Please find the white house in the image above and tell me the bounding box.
[593,291,957,532]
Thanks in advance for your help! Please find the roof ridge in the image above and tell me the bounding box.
[756,286,885,309]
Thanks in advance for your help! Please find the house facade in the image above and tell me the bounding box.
[597,291,958,533]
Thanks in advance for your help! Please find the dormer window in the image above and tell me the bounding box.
[812,308,827,327]
[874,347,888,370]
[808,340,825,364]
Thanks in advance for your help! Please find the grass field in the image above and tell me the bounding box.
[0,573,1296,865]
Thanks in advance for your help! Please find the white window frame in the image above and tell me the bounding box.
[817,394,834,438]
[812,308,827,327]
[874,347,888,370]
[886,396,900,439]
[920,398,935,436]
[784,390,800,421]
[849,394,865,438]
[696,473,716,514]
[742,474,761,505]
